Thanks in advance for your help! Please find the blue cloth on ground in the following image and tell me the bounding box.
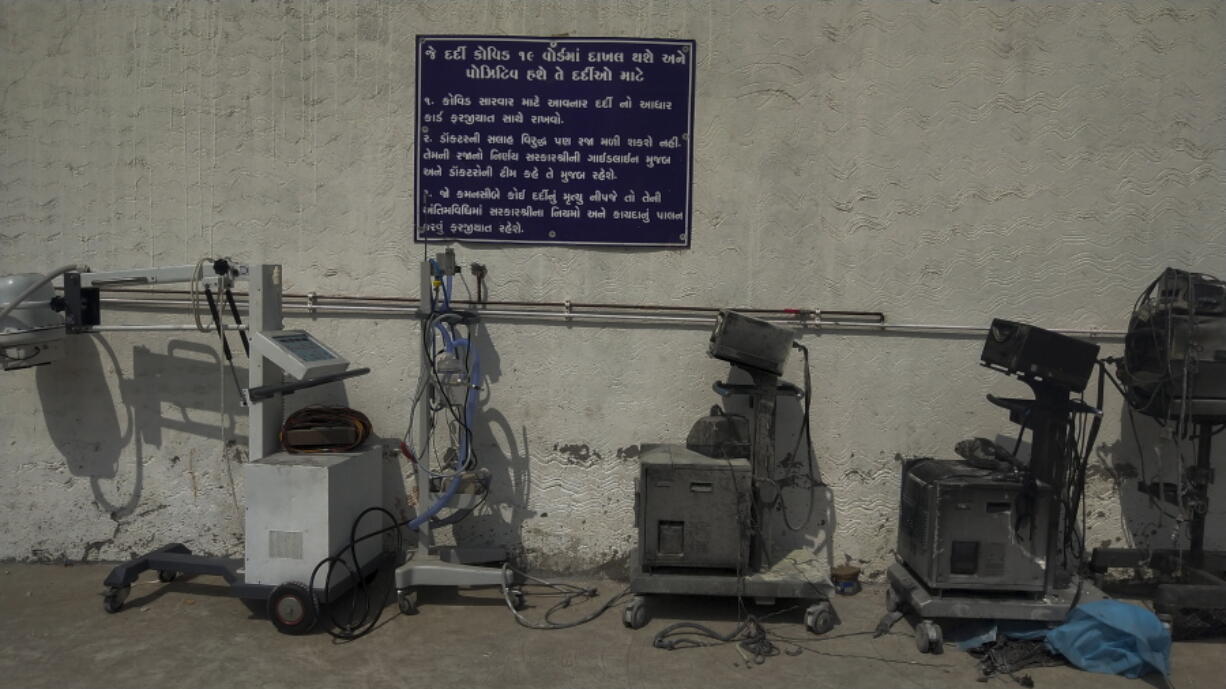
[1044,600,1171,678]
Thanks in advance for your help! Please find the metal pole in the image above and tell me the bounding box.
[1190,422,1213,569]
[415,258,435,552]
[247,265,283,462]
[84,292,1129,339]
[83,324,247,332]
[749,369,778,573]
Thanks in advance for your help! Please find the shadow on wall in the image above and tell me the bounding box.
[1093,402,1226,553]
[35,335,248,521]
[718,364,837,577]
[435,321,533,566]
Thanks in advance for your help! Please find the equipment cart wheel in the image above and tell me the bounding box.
[156,569,178,583]
[507,587,527,611]
[915,620,943,654]
[804,601,836,635]
[884,586,904,613]
[268,583,318,635]
[102,585,130,614]
[623,595,649,630]
[397,588,419,616]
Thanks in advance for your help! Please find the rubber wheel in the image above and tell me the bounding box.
[157,570,177,583]
[623,597,649,630]
[884,586,903,613]
[805,601,836,635]
[915,620,943,654]
[508,587,526,611]
[397,589,419,616]
[268,582,318,635]
[103,586,130,614]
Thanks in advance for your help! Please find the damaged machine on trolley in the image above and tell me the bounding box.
[624,310,836,635]
[886,319,1108,653]
[1091,268,1226,638]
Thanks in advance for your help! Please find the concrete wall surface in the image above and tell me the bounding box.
[1,1,1224,577]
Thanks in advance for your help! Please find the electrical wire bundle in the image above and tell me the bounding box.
[279,406,373,453]
[400,260,487,531]
[653,615,784,662]
[303,254,489,640]
[779,341,825,531]
[499,564,633,630]
[1055,385,1100,567]
[1109,270,1226,555]
[969,637,1063,686]
[652,612,950,669]
[308,506,405,641]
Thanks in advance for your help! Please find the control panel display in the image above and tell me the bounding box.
[251,330,350,381]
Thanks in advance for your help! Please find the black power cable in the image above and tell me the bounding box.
[780,341,824,531]
[308,506,407,641]
[499,565,632,630]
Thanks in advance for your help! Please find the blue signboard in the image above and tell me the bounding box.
[415,36,696,247]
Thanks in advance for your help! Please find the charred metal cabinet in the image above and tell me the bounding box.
[637,444,751,572]
[897,458,1050,593]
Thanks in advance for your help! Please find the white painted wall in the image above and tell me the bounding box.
[1,1,1224,578]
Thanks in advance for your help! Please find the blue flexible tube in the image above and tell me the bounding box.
[408,328,480,530]
[433,322,454,351]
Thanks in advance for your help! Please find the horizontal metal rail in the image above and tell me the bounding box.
[80,291,1128,339]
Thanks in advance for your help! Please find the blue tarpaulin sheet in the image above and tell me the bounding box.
[1044,601,1171,678]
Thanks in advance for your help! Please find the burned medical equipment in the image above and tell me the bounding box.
[887,319,1107,653]
[1092,268,1226,638]
[624,310,836,635]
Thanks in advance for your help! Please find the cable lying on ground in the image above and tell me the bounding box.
[500,564,633,630]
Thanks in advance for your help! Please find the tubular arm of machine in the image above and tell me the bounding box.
[58,286,1129,339]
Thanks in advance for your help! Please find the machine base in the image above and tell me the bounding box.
[624,549,836,633]
[1091,547,1226,638]
[393,545,517,588]
[392,546,523,615]
[629,549,833,600]
[886,562,1105,623]
[100,542,388,633]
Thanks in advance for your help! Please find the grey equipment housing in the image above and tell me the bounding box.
[637,445,750,571]
[708,309,795,376]
[624,310,836,635]
[897,458,1050,592]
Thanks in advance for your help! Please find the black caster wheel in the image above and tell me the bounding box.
[102,586,130,614]
[397,588,419,616]
[268,582,318,635]
[884,586,904,613]
[157,570,177,583]
[915,620,943,654]
[805,601,836,635]
[508,587,526,611]
[623,596,649,629]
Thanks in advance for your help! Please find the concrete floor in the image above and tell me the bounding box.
[0,563,1218,689]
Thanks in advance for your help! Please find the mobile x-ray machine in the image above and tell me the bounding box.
[1,260,379,634]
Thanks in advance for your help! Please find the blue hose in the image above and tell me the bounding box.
[408,326,480,530]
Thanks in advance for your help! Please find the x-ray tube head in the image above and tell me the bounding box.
[0,274,65,371]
